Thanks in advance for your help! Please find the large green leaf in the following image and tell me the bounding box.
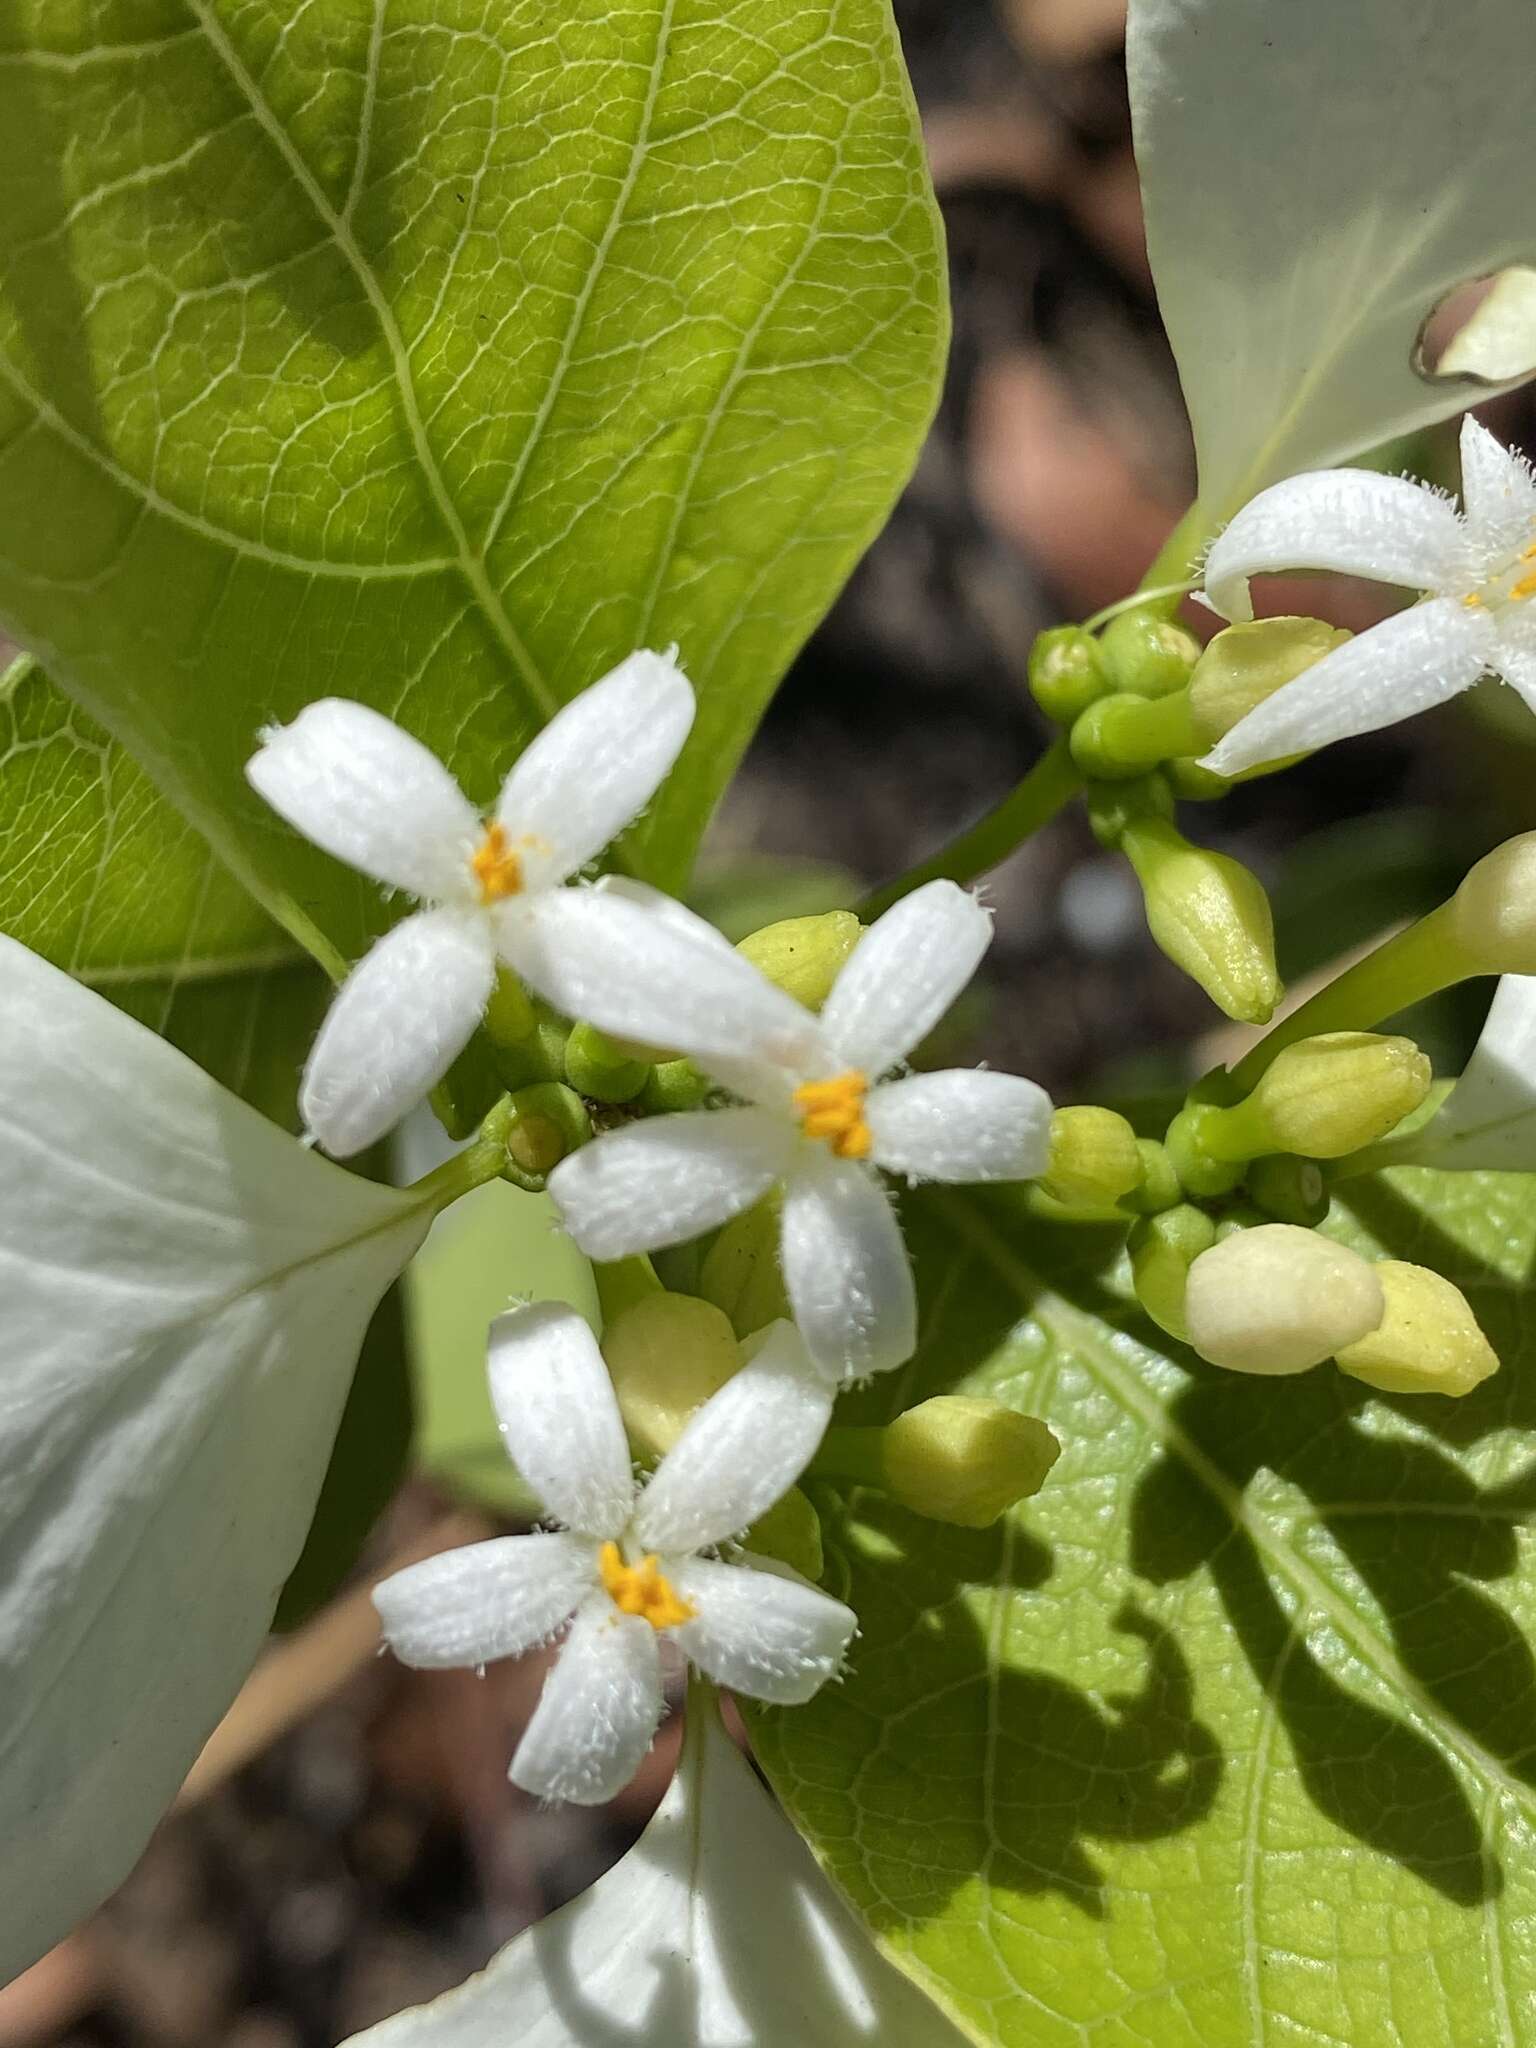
[1131,0,1536,522]
[0,0,946,948]
[755,1168,1536,2045]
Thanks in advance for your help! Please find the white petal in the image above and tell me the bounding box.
[1405,974,1536,1172]
[1489,623,1536,715]
[372,1532,591,1669]
[246,699,480,901]
[1201,597,1493,776]
[820,880,992,1079]
[300,908,494,1157]
[670,1556,856,1705]
[495,650,695,887]
[509,1597,665,1805]
[780,1156,917,1383]
[867,1068,1053,1183]
[1459,415,1536,572]
[487,1304,635,1539]
[501,885,822,1078]
[547,1108,793,1261]
[633,1322,833,1553]
[1202,469,1470,620]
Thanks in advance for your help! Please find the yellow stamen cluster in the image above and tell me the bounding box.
[1465,539,1536,609]
[598,1541,695,1630]
[470,821,524,902]
[793,1070,873,1159]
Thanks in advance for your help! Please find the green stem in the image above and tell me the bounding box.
[1081,578,1200,633]
[857,739,1082,920]
[1138,503,1210,603]
[405,1095,520,1211]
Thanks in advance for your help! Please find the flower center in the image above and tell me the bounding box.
[469,822,524,902]
[1464,539,1536,612]
[793,1069,873,1159]
[598,1541,695,1630]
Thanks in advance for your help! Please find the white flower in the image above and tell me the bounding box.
[545,879,1053,1383]
[373,1303,851,1806]
[1395,973,1536,1173]
[246,651,694,1156]
[1199,416,1536,776]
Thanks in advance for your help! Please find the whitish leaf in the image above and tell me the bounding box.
[342,1696,969,2048]
[0,0,946,937]
[1131,0,1536,521]
[755,1170,1536,2046]
[0,937,436,1981]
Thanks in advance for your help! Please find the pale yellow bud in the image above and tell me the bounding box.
[1189,617,1350,746]
[1451,834,1536,973]
[1184,1224,1384,1376]
[1336,1262,1499,1397]
[737,911,863,1011]
[741,1486,824,1581]
[1248,1031,1431,1158]
[883,1396,1060,1527]
[1038,1105,1142,1208]
[697,1194,790,1338]
[600,1294,740,1457]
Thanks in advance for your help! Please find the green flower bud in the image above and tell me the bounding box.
[1129,1203,1217,1339]
[1184,1224,1385,1376]
[564,1021,651,1103]
[882,1397,1061,1527]
[1085,772,1176,850]
[641,1056,712,1113]
[697,1194,790,1338]
[1245,1153,1329,1227]
[1123,1138,1183,1215]
[1188,617,1351,749]
[1233,1032,1430,1159]
[1121,818,1281,1023]
[1038,1105,1143,1208]
[601,1293,741,1458]
[1099,609,1201,699]
[742,1486,824,1581]
[1335,1261,1499,1398]
[1450,833,1536,973]
[1069,691,1202,781]
[483,965,538,1046]
[1028,625,1110,725]
[1166,756,1232,802]
[737,911,862,1011]
[492,1005,570,1089]
[1165,1102,1244,1198]
[503,1082,591,1187]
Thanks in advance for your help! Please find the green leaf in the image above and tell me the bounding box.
[755,1169,1536,2046]
[1130,0,1536,520]
[341,1692,969,2047]
[0,937,437,1982]
[0,0,946,942]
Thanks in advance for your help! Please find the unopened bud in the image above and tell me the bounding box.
[492,1006,570,1090]
[1086,772,1176,850]
[1123,1138,1183,1215]
[1451,834,1536,973]
[1184,1223,1384,1376]
[1198,1032,1431,1164]
[1121,818,1281,1023]
[1129,1204,1217,1340]
[600,1294,741,1458]
[1069,691,1200,780]
[1029,625,1111,725]
[1246,1153,1329,1226]
[641,1056,711,1113]
[697,1194,790,1337]
[1189,618,1350,749]
[1335,1261,1499,1397]
[1039,1105,1142,1208]
[504,1082,591,1187]
[737,911,862,1011]
[1099,609,1201,699]
[742,1486,824,1581]
[564,1021,650,1103]
[1165,1102,1243,1197]
[883,1397,1060,1527]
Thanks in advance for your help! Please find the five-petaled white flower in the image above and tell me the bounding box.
[373,1303,852,1806]
[545,879,1053,1383]
[245,651,693,1156]
[1200,416,1536,777]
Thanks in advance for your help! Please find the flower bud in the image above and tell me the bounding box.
[741,1486,824,1581]
[483,965,538,1045]
[1069,691,1200,780]
[882,1398,1060,1527]
[1085,772,1176,850]
[736,911,862,1011]
[600,1293,741,1458]
[492,1006,570,1090]
[1129,1203,1217,1340]
[1244,1031,1430,1158]
[1123,1138,1183,1215]
[1450,833,1536,973]
[1245,1153,1329,1226]
[1335,1261,1499,1397]
[504,1082,591,1187]
[697,1194,790,1337]
[564,1021,650,1103]
[1029,625,1111,725]
[1038,1105,1142,1208]
[1121,819,1281,1023]
[1188,618,1350,748]
[1099,610,1201,699]
[640,1055,711,1113]
[1164,1102,1244,1197]
[1184,1223,1384,1376]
